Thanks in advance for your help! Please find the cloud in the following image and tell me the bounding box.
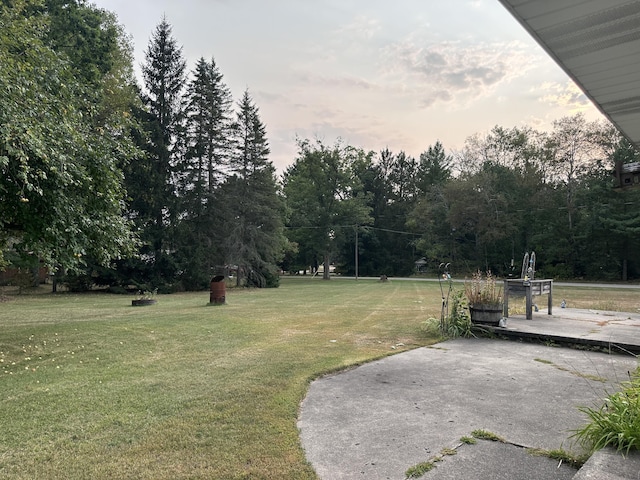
[534,81,592,112]
[380,39,537,108]
[419,90,452,108]
[294,71,376,90]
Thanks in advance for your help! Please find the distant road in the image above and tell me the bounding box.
[291,275,640,289]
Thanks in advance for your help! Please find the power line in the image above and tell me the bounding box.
[285,224,423,236]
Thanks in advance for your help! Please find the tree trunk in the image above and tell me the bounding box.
[323,254,331,280]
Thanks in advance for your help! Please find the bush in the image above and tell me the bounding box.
[247,265,280,288]
[422,291,475,339]
[443,291,474,338]
[539,263,573,280]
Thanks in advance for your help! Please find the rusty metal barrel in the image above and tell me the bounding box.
[209,275,226,305]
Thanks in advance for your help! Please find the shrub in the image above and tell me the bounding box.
[422,291,475,340]
[441,291,474,338]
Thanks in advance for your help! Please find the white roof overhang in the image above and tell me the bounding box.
[498,0,640,149]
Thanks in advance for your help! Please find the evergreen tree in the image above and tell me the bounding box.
[127,17,186,285]
[368,150,420,276]
[180,56,232,203]
[172,57,233,289]
[219,90,285,287]
[406,142,454,271]
[416,141,452,195]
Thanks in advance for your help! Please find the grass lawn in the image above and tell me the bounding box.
[0,277,442,479]
[1,277,638,479]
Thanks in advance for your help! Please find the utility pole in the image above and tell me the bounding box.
[355,224,359,280]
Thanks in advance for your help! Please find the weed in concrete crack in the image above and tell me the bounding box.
[471,429,505,442]
[405,460,435,478]
[527,447,587,468]
[534,357,554,365]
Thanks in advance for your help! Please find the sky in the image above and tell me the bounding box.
[92,0,605,172]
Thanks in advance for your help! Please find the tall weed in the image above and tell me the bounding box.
[573,367,640,455]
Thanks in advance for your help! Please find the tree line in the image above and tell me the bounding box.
[2,0,640,293]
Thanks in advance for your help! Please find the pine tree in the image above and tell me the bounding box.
[128,17,186,285]
[173,57,233,289]
[180,57,232,208]
[219,89,285,287]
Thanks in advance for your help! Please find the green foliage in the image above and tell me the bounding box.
[170,56,233,289]
[417,141,452,193]
[283,139,373,278]
[129,17,186,284]
[219,90,286,287]
[573,367,640,455]
[4,2,640,290]
[179,55,232,202]
[0,0,137,272]
[527,448,588,468]
[440,291,474,338]
[460,436,477,445]
[62,270,94,292]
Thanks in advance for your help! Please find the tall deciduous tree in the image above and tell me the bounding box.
[549,114,604,231]
[283,139,372,279]
[0,0,137,273]
[540,114,608,275]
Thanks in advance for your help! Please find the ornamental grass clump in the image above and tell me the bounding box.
[464,270,503,307]
[573,367,640,455]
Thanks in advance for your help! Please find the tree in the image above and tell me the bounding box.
[407,142,454,270]
[283,139,372,279]
[549,114,602,231]
[388,151,418,202]
[366,149,422,276]
[575,136,640,280]
[171,56,233,289]
[43,0,121,89]
[0,0,137,273]
[218,89,285,287]
[180,56,232,203]
[537,114,609,276]
[416,141,452,194]
[128,17,186,285]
